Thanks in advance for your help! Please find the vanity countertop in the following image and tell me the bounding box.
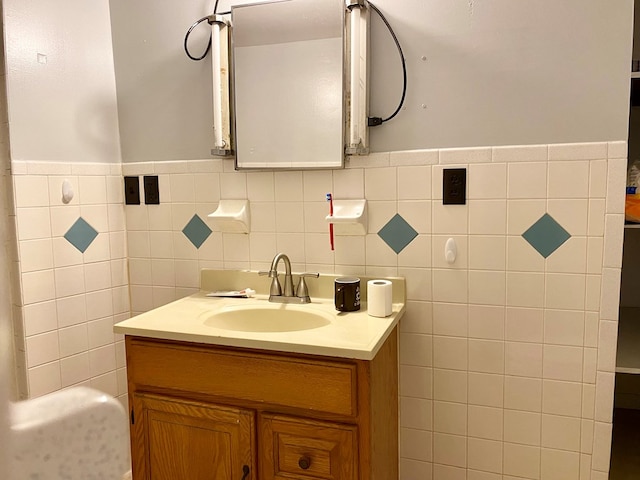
[114,270,405,360]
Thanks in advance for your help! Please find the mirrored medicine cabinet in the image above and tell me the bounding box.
[230,0,352,169]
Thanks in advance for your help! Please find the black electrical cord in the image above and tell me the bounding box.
[183,0,407,126]
[184,16,213,61]
[184,0,223,61]
[367,2,407,126]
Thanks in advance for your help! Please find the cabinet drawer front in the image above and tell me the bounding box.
[260,414,358,480]
[128,339,357,416]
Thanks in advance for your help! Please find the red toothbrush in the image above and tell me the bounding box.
[327,193,334,251]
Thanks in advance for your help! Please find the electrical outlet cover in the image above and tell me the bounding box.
[443,168,466,205]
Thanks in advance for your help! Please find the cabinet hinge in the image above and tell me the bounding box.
[130,408,135,425]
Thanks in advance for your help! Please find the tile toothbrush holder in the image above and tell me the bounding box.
[208,200,250,233]
[325,199,367,235]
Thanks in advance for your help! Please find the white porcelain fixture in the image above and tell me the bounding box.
[208,199,250,233]
[325,199,367,235]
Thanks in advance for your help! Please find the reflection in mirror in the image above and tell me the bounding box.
[232,0,344,169]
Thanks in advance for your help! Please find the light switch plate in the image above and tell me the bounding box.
[124,176,140,205]
[144,175,160,205]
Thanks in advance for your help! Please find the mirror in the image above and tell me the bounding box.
[232,0,345,169]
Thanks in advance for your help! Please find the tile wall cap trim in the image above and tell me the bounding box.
[346,152,390,168]
[605,159,628,216]
[390,149,439,166]
[26,161,72,176]
[352,141,623,167]
[7,141,627,181]
[153,161,192,174]
[439,147,492,164]
[71,163,116,176]
[602,214,624,268]
[599,267,622,322]
[122,162,155,176]
[10,160,28,175]
[9,161,123,177]
[222,159,236,172]
[607,141,628,159]
[188,159,224,173]
[549,142,608,161]
[492,144,549,163]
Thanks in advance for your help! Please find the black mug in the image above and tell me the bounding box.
[335,277,361,312]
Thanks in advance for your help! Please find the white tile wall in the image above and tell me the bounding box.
[11,161,129,409]
[6,141,624,478]
[116,142,624,478]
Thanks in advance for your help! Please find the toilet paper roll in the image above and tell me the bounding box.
[367,279,393,317]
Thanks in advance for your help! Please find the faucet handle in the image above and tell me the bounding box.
[258,270,277,277]
[296,272,320,301]
[299,272,320,278]
[259,270,282,296]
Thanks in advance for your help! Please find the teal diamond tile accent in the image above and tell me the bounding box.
[522,213,571,258]
[64,217,98,253]
[378,214,418,254]
[182,214,212,248]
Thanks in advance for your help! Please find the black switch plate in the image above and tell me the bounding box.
[144,175,160,205]
[124,176,140,205]
[443,168,466,205]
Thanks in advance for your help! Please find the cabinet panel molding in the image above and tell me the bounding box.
[260,413,358,480]
[132,393,255,480]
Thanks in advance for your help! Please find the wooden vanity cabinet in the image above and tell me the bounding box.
[125,328,398,480]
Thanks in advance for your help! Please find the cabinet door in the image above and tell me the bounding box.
[260,413,358,480]
[132,393,255,480]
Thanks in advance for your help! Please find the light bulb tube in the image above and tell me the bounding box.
[345,0,368,155]
[349,4,361,147]
[211,21,224,149]
[210,15,232,156]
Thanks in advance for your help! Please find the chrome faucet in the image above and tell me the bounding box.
[259,253,319,303]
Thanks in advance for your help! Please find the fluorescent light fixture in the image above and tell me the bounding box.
[345,0,369,155]
[210,15,233,156]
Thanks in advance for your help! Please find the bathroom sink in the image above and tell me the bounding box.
[202,304,332,332]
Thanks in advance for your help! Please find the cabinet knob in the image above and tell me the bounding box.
[298,456,311,470]
[241,465,250,480]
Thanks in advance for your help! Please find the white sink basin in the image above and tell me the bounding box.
[202,304,332,332]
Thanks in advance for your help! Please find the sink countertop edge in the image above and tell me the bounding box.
[114,270,406,361]
[114,297,404,361]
